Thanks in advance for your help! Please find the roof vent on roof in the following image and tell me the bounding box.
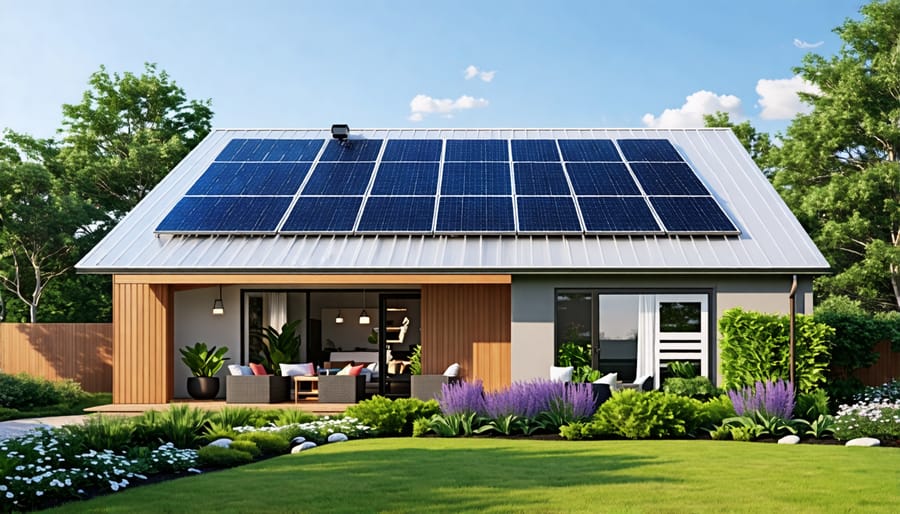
[331,124,350,146]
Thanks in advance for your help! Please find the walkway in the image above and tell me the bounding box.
[0,414,89,441]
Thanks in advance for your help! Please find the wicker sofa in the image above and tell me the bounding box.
[317,375,366,403]
[225,375,290,403]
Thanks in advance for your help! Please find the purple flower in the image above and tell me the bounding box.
[728,379,795,420]
[440,380,486,415]
[441,379,595,421]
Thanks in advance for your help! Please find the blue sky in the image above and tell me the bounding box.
[0,1,859,139]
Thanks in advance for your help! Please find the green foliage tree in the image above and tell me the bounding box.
[770,0,900,310]
[703,111,774,174]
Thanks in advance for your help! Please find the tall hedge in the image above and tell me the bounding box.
[718,308,832,393]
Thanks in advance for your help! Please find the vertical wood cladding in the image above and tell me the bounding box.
[421,284,511,387]
[113,281,173,404]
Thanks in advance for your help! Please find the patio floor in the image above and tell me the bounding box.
[86,399,349,416]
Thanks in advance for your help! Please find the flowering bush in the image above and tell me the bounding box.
[727,379,795,420]
[833,400,900,441]
[233,416,372,444]
[852,380,900,403]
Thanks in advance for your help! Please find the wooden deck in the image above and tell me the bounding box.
[86,399,349,416]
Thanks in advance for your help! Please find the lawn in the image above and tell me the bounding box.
[50,438,898,513]
[0,392,111,422]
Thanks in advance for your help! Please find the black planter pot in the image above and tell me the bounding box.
[187,376,220,400]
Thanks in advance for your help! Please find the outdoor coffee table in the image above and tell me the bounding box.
[293,376,319,402]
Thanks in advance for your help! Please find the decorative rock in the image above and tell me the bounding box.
[845,437,880,447]
[291,436,306,445]
[290,441,317,452]
[207,438,232,448]
[327,433,349,443]
[777,435,800,445]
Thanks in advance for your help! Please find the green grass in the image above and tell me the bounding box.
[50,438,897,513]
[0,392,111,421]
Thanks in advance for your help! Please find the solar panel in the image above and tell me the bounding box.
[381,140,442,161]
[650,197,738,233]
[263,139,326,161]
[215,139,250,161]
[629,162,708,196]
[357,196,436,232]
[300,162,375,195]
[617,139,684,162]
[187,162,311,196]
[516,196,581,232]
[156,197,291,233]
[436,197,514,232]
[371,162,439,195]
[579,197,661,232]
[566,162,640,196]
[514,163,570,195]
[440,162,511,195]
[558,139,621,161]
[319,139,383,162]
[444,140,508,161]
[511,140,560,162]
[281,197,362,232]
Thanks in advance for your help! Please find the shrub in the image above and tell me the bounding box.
[209,407,259,429]
[198,445,253,467]
[663,377,719,400]
[718,308,832,393]
[698,395,736,429]
[727,379,795,420]
[833,400,900,441]
[853,379,900,403]
[0,373,85,410]
[234,431,289,455]
[227,440,261,458]
[62,415,135,452]
[234,417,372,445]
[345,396,440,436]
[273,409,319,426]
[133,405,211,449]
[795,389,831,421]
[667,361,697,378]
[593,390,704,439]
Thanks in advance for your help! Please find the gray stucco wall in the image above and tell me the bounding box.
[510,273,814,383]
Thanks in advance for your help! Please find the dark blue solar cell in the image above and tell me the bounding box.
[229,140,266,161]
[444,140,508,161]
[357,196,435,232]
[440,162,511,195]
[281,197,362,232]
[156,197,290,233]
[511,140,560,162]
[630,162,708,196]
[371,163,439,195]
[617,139,684,161]
[566,162,640,195]
[516,197,581,232]
[301,162,375,195]
[650,196,738,233]
[578,197,660,232]
[263,139,325,161]
[514,163,570,195]
[319,139,384,162]
[215,139,250,161]
[436,197,515,232]
[381,140,442,161]
[187,162,311,196]
[558,139,621,161]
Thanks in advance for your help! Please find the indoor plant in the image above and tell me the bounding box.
[257,320,302,374]
[180,341,230,399]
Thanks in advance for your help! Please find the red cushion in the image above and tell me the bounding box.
[349,364,365,376]
[249,363,269,376]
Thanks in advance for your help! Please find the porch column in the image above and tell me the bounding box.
[112,278,174,403]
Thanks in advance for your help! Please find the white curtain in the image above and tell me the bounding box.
[637,295,656,381]
[265,292,288,330]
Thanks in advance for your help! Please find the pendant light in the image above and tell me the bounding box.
[335,310,344,324]
[359,289,370,325]
[212,285,225,316]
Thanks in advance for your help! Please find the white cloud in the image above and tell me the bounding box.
[464,65,496,82]
[793,38,824,49]
[641,90,743,128]
[755,75,821,120]
[408,94,489,121]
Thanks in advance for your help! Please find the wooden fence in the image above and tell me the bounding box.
[0,323,113,392]
[853,340,900,387]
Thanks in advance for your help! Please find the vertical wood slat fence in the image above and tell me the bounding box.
[853,340,900,387]
[0,323,112,392]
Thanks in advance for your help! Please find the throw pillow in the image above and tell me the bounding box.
[359,368,373,382]
[349,364,365,376]
[239,365,253,376]
[280,363,311,377]
[336,364,353,376]
[249,362,268,376]
[550,365,574,383]
[443,362,461,377]
[594,372,618,390]
[227,364,243,376]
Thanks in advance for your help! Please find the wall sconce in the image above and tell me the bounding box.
[212,285,225,316]
[359,289,370,325]
[335,310,344,324]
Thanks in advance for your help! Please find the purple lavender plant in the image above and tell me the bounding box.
[440,380,486,415]
[728,379,795,420]
[481,380,596,421]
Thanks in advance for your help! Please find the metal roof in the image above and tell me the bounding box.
[76,128,829,274]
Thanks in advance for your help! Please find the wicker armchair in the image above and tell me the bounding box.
[225,375,290,403]
[317,375,365,403]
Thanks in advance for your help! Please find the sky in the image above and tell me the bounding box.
[0,1,863,140]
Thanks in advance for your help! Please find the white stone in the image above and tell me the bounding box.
[327,433,349,443]
[845,437,880,447]
[296,441,317,451]
[291,436,306,444]
[207,438,232,448]
[777,435,800,445]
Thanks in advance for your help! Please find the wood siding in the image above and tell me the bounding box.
[421,284,511,387]
[115,274,511,285]
[113,282,174,404]
[0,323,112,392]
[854,340,900,386]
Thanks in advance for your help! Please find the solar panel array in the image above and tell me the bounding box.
[156,137,739,235]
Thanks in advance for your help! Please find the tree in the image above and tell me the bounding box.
[770,0,900,311]
[0,132,94,322]
[703,112,774,174]
[61,63,213,226]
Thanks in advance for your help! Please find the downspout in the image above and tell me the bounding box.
[788,275,798,393]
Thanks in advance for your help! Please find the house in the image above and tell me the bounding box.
[76,128,829,404]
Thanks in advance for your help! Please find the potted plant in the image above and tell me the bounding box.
[180,341,230,399]
[257,319,302,374]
